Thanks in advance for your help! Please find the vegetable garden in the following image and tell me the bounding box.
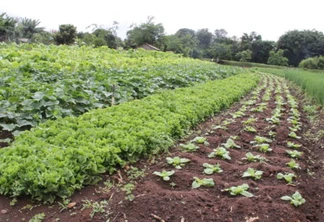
[0,45,323,222]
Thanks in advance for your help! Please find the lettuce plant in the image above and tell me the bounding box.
[276,172,296,184]
[281,191,306,207]
[242,152,267,162]
[192,177,215,189]
[286,150,303,159]
[180,143,199,152]
[166,157,190,169]
[286,159,301,169]
[208,147,231,160]
[223,184,253,197]
[203,163,223,175]
[222,138,240,149]
[242,168,263,180]
[153,170,175,181]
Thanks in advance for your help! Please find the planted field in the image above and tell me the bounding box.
[0,73,323,221]
[0,44,243,136]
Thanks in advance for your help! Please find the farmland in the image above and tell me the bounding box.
[0,45,324,222]
[0,44,243,136]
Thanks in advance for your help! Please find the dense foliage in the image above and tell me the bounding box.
[277,30,324,66]
[0,43,243,135]
[0,73,259,202]
[299,56,324,70]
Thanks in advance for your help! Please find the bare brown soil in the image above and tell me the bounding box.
[0,75,323,222]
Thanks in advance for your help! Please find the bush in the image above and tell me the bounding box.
[299,56,324,70]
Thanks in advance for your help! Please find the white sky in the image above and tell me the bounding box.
[1,0,323,41]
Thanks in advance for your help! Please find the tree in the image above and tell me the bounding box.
[251,40,275,63]
[277,30,324,66]
[16,18,44,39]
[0,13,18,42]
[235,50,252,62]
[240,32,261,51]
[208,43,232,60]
[54,24,77,45]
[196,28,213,49]
[267,49,288,66]
[126,16,165,48]
[299,56,324,70]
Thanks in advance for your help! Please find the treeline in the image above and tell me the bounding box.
[1,13,324,68]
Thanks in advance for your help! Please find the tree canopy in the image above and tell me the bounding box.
[277,30,324,66]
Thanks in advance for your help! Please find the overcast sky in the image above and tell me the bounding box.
[1,0,323,41]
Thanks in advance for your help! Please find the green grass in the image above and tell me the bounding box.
[260,68,324,105]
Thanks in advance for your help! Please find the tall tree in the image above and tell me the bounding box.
[54,24,77,45]
[277,30,324,66]
[126,16,165,48]
[0,13,18,42]
[251,40,275,63]
[16,18,44,39]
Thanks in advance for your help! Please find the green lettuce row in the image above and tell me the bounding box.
[0,73,259,202]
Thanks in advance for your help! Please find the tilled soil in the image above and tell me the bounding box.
[0,74,323,222]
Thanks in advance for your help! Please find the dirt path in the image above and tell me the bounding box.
[0,74,323,222]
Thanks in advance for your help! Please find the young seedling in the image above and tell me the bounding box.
[208,147,231,160]
[242,152,267,162]
[244,126,257,133]
[82,200,108,219]
[153,170,175,181]
[191,136,209,145]
[288,132,301,139]
[222,138,240,149]
[268,131,277,138]
[276,172,296,184]
[287,141,302,149]
[254,143,272,153]
[166,156,190,169]
[286,159,301,170]
[231,111,245,118]
[242,117,257,125]
[251,136,272,144]
[286,150,303,159]
[281,191,306,207]
[203,163,223,175]
[212,125,228,130]
[180,143,199,152]
[242,168,263,180]
[192,177,215,189]
[222,184,253,197]
[266,116,280,124]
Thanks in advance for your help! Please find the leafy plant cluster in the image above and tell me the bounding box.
[0,73,259,202]
[0,44,246,135]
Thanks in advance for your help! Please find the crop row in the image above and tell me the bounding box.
[153,74,306,207]
[0,73,259,202]
[0,44,244,135]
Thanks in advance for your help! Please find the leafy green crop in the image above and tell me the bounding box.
[153,170,175,181]
[166,157,190,169]
[0,73,259,202]
[286,150,303,159]
[192,177,215,188]
[242,152,267,162]
[0,44,246,134]
[242,168,263,180]
[276,172,296,184]
[203,163,223,174]
[281,191,306,207]
[179,143,199,152]
[208,147,231,160]
[222,138,240,149]
[191,136,209,145]
[222,184,253,197]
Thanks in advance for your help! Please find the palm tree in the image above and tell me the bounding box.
[0,13,18,42]
[17,18,45,39]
